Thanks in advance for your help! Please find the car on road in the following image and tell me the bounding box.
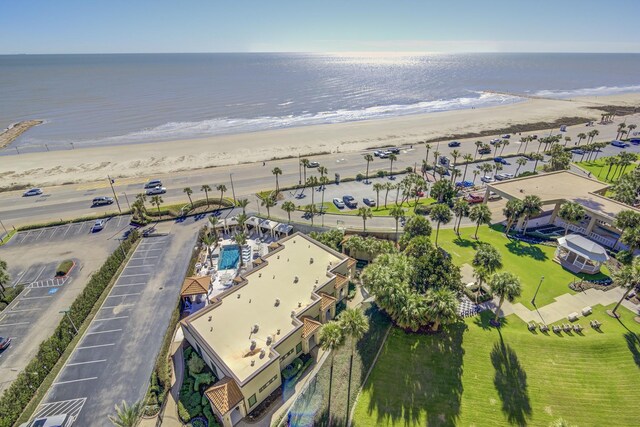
[465,193,484,204]
[363,197,376,207]
[571,148,585,155]
[333,198,345,209]
[342,195,357,208]
[490,138,501,145]
[306,161,320,168]
[456,180,474,188]
[19,414,74,427]
[480,176,495,183]
[387,147,401,154]
[611,140,629,148]
[478,146,491,155]
[629,138,640,145]
[23,188,43,197]
[144,179,163,189]
[494,157,509,165]
[146,186,167,195]
[0,336,11,351]
[373,150,384,157]
[495,173,514,181]
[378,151,390,158]
[92,196,114,206]
[92,219,106,232]
[448,141,461,147]
[488,191,502,201]
[501,134,511,139]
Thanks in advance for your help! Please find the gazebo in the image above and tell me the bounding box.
[180,276,211,313]
[555,234,609,274]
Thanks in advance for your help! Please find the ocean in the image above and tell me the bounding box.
[1,52,640,151]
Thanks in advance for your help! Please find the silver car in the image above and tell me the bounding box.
[146,186,166,195]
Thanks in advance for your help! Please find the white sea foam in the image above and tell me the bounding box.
[534,84,640,98]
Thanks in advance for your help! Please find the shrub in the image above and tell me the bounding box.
[0,285,24,311]
[178,401,191,424]
[356,173,365,181]
[55,260,74,277]
[282,357,304,380]
[414,204,433,216]
[376,170,387,178]
[405,166,414,173]
[190,419,206,427]
[193,372,215,392]
[187,352,206,375]
[616,249,633,265]
[204,405,219,426]
[517,170,538,178]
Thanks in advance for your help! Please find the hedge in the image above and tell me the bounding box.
[55,260,74,277]
[0,230,139,427]
[0,285,24,312]
[17,212,129,231]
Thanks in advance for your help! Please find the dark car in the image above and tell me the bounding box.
[465,194,484,204]
[387,147,401,154]
[342,195,357,208]
[92,196,114,206]
[611,140,628,148]
[456,180,474,188]
[363,197,376,207]
[478,146,491,155]
[0,336,11,351]
[448,141,461,147]
[144,179,163,189]
[494,157,509,165]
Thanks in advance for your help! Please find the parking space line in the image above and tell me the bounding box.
[126,264,158,268]
[86,329,122,335]
[8,308,37,313]
[113,283,146,287]
[94,315,129,321]
[35,229,45,240]
[106,292,141,298]
[77,343,115,350]
[66,359,107,366]
[53,377,98,385]
[120,273,150,278]
[62,225,72,238]
[21,295,53,300]
[100,303,135,309]
[131,256,159,260]
[0,321,30,327]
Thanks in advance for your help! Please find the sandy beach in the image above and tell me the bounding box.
[1,93,640,188]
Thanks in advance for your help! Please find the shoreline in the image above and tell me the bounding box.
[1,93,640,188]
[0,120,43,150]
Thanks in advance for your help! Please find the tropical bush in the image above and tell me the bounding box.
[0,231,139,427]
[342,235,396,262]
[55,260,74,277]
[0,285,24,312]
[282,357,304,380]
[309,229,345,251]
[178,345,218,425]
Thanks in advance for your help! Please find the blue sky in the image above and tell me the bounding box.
[1,0,638,54]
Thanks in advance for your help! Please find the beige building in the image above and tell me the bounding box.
[487,171,640,249]
[181,232,355,427]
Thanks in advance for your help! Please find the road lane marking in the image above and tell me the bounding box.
[66,359,107,366]
[53,377,98,385]
[77,343,115,350]
[93,315,129,321]
[86,329,122,335]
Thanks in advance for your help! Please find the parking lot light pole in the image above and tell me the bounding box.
[531,275,544,307]
[0,217,7,235]
[107,175,122,214]
[59,309,78,334]
[229,173,237,203]
[122,192,131,210]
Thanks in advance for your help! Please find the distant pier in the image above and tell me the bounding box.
[0,119,43,149]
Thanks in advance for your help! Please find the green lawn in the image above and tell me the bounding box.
[353,305,640,427]
[316,198,435,217]
[437,225,609,310]
[576,157,638,184]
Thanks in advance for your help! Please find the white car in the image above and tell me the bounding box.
[146,186,167,195]
[92,219,106,232]
[480,176,495,183]
[23,188,43,197]
[490,138,501,145]
[20,414,74,427]
[333,198,345,209]
[495,173,514,181]
[488,191,502,201]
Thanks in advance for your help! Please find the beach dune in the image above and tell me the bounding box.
[1,93,639,188]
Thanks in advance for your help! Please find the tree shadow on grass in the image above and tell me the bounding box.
[490,332,532,426]
[623,332,640,368]
[505,239,548,261]
[453,236,479,250]
[473,309,510,331]
[361,322,466,426]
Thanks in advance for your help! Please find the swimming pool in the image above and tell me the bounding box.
[219,245,240,270]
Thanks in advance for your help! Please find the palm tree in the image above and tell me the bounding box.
[236,212,248,234]
[472,169,480,184]
[304,204,318,225]
[357,207,373,232]
[339,308,369,421]
[610,257,640,317]
[474,140,483,159]
[425,288,458,331]
[627,124,637,139]
[208,216,219,238]
[318,165,328,181]
[450,149,461,182]
[202,233,216,266]
[183,187,193,207]
[469,203,492,239]
[564,136,571,147]
[271,167,282,194]
[234,232,247,266]
[281,201,295,223]
[490,271,522,324]
[558,202,585,235]
[383,182,393,208]
[389,206,405,241]
[107,400,142,427]
[576,132,586,146]
[621,226,640,254]
[388,153,397,177]
[613,210,640,250]
[503,199,524,236]
[461,153,473,182]
[237,198,249,215]
[200,184,212,206]
[319,321,345,424]
[424,142,432,165]
[363,154,374,184]
[150,195,163,216]
[373,183,384,209]
[216,184,227,206]
[306,176,319,205]
[300,158,310,184]
[472,242,503,301]
[521,195,542,233]
[500,140,510,156]
[261,197,276,218]
[616,123,627,140]
[319,176,329,212]
[515,157,528,176]
[0,259,10,298]
[429,203,452,246]
[452,198,470,236]
[530,152,544,172]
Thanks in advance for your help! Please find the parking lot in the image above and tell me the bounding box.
[36,220,200,426]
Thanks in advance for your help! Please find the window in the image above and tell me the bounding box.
[296,343,302,354]
[248,394,257,407]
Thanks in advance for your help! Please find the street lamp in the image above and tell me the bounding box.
[59,309,78,334]
[531,276,545,307]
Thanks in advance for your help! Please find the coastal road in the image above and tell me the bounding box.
[0,116,637,228]
[32,217,201,427]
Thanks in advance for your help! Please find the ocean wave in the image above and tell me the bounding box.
[24,92,523,147]
[534,84,640,98]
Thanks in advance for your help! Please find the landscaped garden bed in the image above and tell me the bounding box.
[177,345,220,427]
[55,259,75,277]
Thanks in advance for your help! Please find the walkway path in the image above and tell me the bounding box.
[483,286,639,324]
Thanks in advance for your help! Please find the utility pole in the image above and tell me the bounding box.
[107,175,122,213]
[229,173,237,203]
[298,153,302,185]
[122,192,131,210]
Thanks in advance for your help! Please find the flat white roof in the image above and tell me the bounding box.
[187,233,345,382]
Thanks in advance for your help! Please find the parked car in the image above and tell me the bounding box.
[488,191,502,201]
[495,173,514,181]
[307,161,320,168]
[456,180,474,188]
[342,195,357,208]
[571,148,585,155]
[144,179,163,189]
[480,176,495,183]
[373,150,384,157]
[23,188,43,197]
[494,157,509,165]
[490,138,501,145]
[92,219,106,232]
[611,140,628,148]
[363,197,376,207]
[387,147,401,154]
[92,196,114,206]
[146,186,166,195]
[629,138,640,145]
[478,146,491,155]
[378,151,389,158]
[448,141,461,147]
[501,134,511,139]
[19,414,74,427]
[531,134,538,140]
[466,194,484,204]
[0,336,11,351]
[332,198,345,209]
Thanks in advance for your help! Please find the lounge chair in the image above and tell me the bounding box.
[552,325,561,333]
[562,324,572,333]
[573,324,583,333]
[590,320,601,329]
[539,324,549,332]
[527,322,537,331]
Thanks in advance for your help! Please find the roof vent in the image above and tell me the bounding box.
[251,360,255,366]
[250,339,257,350]
[273,275,276,279]
[315,279,318,284]
[291,310,296,317]
[260,349,266,359]
[208,316,212,322]
[310,257,314,264]
[237,294,241,299]
[210,327,213,332]
[294,276,299,283]
[277,255,280,259]
[275,298,280,307]
[266,336,272,345]
[252,324,259,333]
[277,328,281,335]
[259,273,262,278]
[287,258,289,262]
[298,302,302,308]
